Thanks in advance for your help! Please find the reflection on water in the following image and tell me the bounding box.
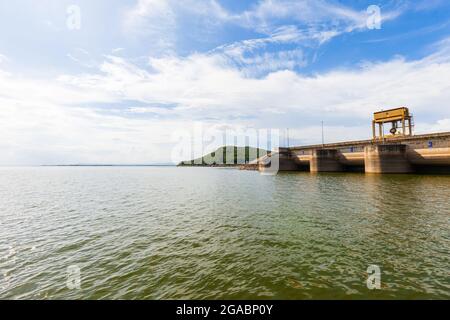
[0,167,448,299]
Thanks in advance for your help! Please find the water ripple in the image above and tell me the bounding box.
[0,167,448,299]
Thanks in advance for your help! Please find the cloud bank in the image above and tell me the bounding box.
[1,36,450,165]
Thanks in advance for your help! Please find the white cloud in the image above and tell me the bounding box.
[417,118,450,134]
[0,53,8,64]
[220,46,307,76]
[59,43,450,124]
[112,48,125,54]
[67,48,97,69]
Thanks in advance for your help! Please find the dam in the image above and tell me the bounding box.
[255,108,450,174]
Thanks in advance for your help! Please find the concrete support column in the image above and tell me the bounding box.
[310,149,343,173]
[364,144,413,174]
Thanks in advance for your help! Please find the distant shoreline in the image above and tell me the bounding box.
[177,164,241,168]
[40,164,177,167]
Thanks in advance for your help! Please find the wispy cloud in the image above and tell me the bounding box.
[123,0,176,52]
[67,48,98,69]
[413,0,448,11]
[123,0,405,52]
[122,0,407,75]
[233,0,366,30]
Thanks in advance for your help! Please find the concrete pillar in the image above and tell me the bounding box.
[310,149,343,173]
[364,144,413,174]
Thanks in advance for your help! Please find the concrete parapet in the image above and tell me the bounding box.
[310,149,343,173]
[364,144,413,174]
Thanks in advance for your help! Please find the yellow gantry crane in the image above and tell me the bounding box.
[372,107,414,141]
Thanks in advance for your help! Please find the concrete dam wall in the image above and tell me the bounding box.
[257,132,450,174]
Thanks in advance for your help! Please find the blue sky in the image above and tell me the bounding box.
[1,0,450,164]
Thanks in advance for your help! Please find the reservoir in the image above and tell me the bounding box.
[0,167,448,299]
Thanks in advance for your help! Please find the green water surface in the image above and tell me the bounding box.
[0,167,448,299]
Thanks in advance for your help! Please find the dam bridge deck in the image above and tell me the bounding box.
[257,132,450,174]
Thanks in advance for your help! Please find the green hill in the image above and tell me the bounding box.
[178,146,269,166]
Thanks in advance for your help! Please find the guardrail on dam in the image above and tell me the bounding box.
[257,132,450,174]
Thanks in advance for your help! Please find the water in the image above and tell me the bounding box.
[0,167,448,300]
